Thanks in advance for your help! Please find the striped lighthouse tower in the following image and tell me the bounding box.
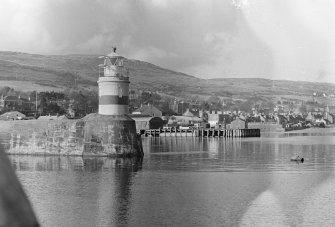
[98,47,130,115]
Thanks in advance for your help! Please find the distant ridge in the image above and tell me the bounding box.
[0,51,335,102]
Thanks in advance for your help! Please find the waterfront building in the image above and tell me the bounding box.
[170,100,188,115]
[324,113,334,124]
[37,115,68,120]
[208,110,224,127]
[182,108,196,117]
[229,118,247,129]
[129,114,164,132]
[132,104,162,117]
[0,95,35,114]
[168,115,203,126]
[0,111,26,120]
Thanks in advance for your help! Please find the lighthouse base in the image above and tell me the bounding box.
[0,114,143,158]
[82,113,143,158]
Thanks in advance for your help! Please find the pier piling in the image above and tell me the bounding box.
[142,128,260,138]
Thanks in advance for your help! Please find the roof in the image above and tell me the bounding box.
[132,105,162,116]
[232,118,246,122]
[238,115,246,120]
[130,115,163,122]
[132,117,153,122]
[128,114,152,118]
[183,109,195,117]
[172,115,203,122]
[0,111,26,120]
[3,96,20,101]
[38,115,68,120]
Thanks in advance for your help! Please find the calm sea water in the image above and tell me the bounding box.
[9,128,335,227]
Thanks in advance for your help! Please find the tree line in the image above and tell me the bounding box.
[0,87,98,118]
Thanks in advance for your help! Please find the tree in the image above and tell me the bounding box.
[299,104,307,114]
[200,101,210,111]
[223,100,235,111]
[159,99,176,116]
[262,100,275,110]
[0,86,11,95]
[208,96,223,109]
[238,100,254,112]
[46,103,66,115]
[39,96,47,114]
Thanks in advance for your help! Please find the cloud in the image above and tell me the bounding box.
[0,0,272,79]
[0,0,335,83]
[129,46,177,62]
[241,0,335,82]
[0,0,47,52]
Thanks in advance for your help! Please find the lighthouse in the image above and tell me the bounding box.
[78,47,144,158]
[98,47,130,115]
[0,47,143,158]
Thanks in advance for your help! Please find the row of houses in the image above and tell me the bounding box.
[130,102,335,132]
[0,111,68,121]
[0,94,76,117]
[130,105,248,131]
[169,100,201,115]
[0,95,36,114]
[2,95,334,132]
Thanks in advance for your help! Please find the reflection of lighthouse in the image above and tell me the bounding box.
[98,47,129,115]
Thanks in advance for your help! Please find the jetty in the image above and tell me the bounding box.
[142,128,260,137]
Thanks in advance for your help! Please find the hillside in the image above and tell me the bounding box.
[0,51,204,93]
[0,51,335,103]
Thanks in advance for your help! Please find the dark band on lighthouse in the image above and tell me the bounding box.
[99,95,129,105]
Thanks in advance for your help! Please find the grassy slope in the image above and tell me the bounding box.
[0,51,334,101]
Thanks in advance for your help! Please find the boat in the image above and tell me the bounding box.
[290,155,304,162]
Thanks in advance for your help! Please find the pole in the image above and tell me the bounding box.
[35,91,37,115]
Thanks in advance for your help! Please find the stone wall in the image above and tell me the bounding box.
[82,114,143,157]
[0,114,143,157]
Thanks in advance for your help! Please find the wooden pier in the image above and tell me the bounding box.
[141,128,260,138]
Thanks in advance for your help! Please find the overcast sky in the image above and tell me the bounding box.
[1,0,335,83]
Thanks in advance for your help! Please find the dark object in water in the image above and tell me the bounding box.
[290,155,304,163]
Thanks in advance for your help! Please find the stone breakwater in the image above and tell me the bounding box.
[0,113,143,158]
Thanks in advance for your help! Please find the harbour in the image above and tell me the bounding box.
[12,127,335,227]
[0,1,334,226]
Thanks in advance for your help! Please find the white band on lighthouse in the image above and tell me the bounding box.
[98,48,130,115]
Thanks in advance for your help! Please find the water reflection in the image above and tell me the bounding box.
[9,155,142,227]
[8,129,335,226]
[303,177,335,226]
[240,191,287,226]
[10,155,142,172]
[143,136,335,173]
[140,134,335,226]
[240,171,335,226]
